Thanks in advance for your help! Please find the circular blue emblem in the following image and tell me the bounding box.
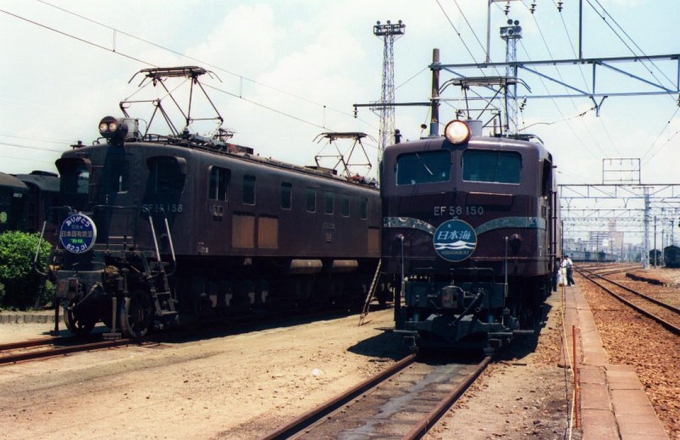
[60,214,97,254]
[433,219,477,262]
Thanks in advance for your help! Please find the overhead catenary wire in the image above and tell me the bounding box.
[0,141,66,153]
[587,0,677,97]
[639,106,680,167]
[435,0,479,64]
[1,4,381,154]
[582,0,679,168]
[520,9,613,159]
[1,1,677,182]
[34,0,371,128]
[548,0,622,158]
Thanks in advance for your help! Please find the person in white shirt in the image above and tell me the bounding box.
[561,255,575,286]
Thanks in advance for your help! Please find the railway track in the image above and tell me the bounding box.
[576,263,642,276]
[0,306,364,366]
[577,268,680,335]
[0,335,143,365]
[260,354,492,439]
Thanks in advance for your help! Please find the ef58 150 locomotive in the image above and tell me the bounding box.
[381,119,560,352]
[38,67,381,338]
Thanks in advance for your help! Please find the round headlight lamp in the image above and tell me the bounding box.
[444,120,472,145]
[99,116,119,138]
[98,116,127,142]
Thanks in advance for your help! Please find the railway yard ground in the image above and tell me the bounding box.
[0,263,678,439]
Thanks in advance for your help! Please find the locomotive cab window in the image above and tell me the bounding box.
[324,191,334,215]
[306,188,316,213]
[341,194,350,217]
[462,150,522,184]
[541,160,553,197]
[360,197,368,220]
[243,175,256,205]
[56,159,90,195]
[396,150,451,185]
[281,182,292,210]
[115,171,129,193]
[209,167,230,201]
[148,156,186,194]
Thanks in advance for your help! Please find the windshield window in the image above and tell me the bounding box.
[396,150,450,185]
[463,150,522,184]
[62,164,90,195]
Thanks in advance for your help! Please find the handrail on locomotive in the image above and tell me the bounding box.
[35,204,176,271]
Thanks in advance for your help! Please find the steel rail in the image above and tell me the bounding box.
[577,269,680,335]
[0,338,138,365]
[403,355,492,440]
[0,337,60,352]
[593,272,680,315]
[260,354,417,440]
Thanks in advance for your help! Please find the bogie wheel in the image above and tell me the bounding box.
[120,290,154,339]
[63,308,96,336]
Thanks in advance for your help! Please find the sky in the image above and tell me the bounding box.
[1,0,679,245]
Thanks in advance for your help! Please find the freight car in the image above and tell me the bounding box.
[37,67,382,338]
[381,119,560,352]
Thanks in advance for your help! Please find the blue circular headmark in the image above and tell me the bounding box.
[60,213,98,254]
[433,219,477,262]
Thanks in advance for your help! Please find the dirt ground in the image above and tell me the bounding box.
[0,288,575,440]
[430,286,576,440]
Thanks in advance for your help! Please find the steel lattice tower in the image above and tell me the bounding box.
[500,19,522,134]
[373,20,405,154]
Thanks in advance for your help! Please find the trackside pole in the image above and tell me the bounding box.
[51,298,60,336]
[573,324,581,429]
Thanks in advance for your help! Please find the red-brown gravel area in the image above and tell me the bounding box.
[578,271,680,439]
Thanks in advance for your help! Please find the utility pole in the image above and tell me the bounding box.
[643,187,651,269]
[373,20,405,155]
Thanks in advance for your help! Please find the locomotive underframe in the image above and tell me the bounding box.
[53,246,376,337]
[54,247,173,338]
[172,255,375,319]
[395,266,548,352]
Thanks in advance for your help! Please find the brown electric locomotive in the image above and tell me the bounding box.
[37,67,381,338]
[380,119,560,352]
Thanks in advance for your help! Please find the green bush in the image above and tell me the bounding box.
[0,231,53,310]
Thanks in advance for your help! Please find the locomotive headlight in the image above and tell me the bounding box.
[98,116,128,141]
[444,120,471,145]
[99,116,118,137]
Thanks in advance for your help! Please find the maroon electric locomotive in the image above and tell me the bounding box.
[380,119,560,352]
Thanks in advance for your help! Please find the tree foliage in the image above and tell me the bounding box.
[0,231,53,310]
